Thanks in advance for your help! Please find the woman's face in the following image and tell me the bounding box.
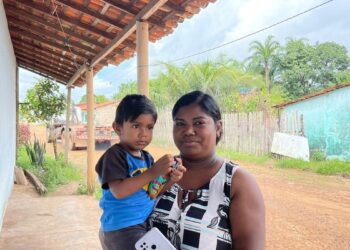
[173,103,222,160]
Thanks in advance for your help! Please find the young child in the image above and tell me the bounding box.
[96,94,184,250]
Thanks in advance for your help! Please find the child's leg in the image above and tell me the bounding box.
[99,222,147,250]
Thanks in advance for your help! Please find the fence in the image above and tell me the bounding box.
[153,110,303,155]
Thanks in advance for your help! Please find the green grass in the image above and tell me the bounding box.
[17,145,82,194]
[77,183,102,200]
[276,158,350,175]
[217,147,350,176]
[217,148,271,165]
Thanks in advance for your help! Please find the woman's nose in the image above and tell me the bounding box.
[183,125,195,135]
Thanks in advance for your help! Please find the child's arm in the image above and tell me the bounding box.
[158,161,186,195]
[109,154,174,199]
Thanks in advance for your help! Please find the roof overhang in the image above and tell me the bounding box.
[4,0,216,87]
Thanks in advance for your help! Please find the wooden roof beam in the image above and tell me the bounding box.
[54,0,124,31]
[14,48,76,73]
[8,19,99,55]
[10,28,91,60]
[67,0,168,87]
[102,0,167,29]
[5,6,105,49]
[12,39,82,66]
[19,64,67,85]
[11,1,136,53]
[15,0,115,40]
[17,56,73,78]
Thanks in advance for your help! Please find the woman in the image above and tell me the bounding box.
[149,91,265,250]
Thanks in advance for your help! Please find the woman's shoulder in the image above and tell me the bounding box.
[229,163,261,199]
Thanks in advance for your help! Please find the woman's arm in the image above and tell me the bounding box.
[229,168,265,250]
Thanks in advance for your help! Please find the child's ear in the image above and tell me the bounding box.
[112,121,121,136]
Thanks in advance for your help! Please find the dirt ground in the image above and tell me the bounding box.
[1,125,350,249]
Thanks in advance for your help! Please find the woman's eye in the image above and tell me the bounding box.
[175,122,185,126]
[194,121,205,126]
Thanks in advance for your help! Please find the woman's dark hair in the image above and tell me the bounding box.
[172,90,222,143]
[115,94,157,124]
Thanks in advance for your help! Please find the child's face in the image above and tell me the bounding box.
[113,114,155,156]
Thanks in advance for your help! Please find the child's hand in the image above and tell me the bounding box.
[152,154,174,177]
[170,158,186,182]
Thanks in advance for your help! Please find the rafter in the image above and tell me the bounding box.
[17,56,73,78]
[19,64,68,84]
[54,0,124,30]
[15,48,76,73]
[15,0,115,40]
[5,5,105,49]
[11,0,136,51]
[10,28,91,60]
[12,39,82,66]
[68,0,168,86]
[8,19,99,55]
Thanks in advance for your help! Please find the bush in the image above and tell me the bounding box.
[311,149,326,161]
[19,123,31,144]
[25,137,46,167]
[17,145,82,193]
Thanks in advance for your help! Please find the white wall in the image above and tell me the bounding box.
[0,0,16,231]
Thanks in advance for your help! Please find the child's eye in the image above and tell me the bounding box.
[132,124,139,129]
[148,126,154,130]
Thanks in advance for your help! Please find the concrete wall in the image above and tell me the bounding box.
[95,105,117,126]
[81,104,117,126]
[282,86,350,161]
[0,0,16,231]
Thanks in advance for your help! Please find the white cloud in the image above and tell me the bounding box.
[18,0,350,101]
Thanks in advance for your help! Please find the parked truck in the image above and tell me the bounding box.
[48,105,119,150]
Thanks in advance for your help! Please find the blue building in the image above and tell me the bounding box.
[275,83,350,161]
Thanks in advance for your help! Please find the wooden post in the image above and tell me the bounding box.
[64,86,72,161]
[86,67,96,194]
[136,21,149,96]
[16,64,19,160]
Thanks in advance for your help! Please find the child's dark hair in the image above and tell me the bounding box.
[115,94,157,124]
[172,90,222,143]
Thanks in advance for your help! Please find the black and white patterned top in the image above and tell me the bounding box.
[148,161,239,250]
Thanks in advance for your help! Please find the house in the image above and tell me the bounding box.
[76,101,119,126]
[274,83,350,161]
[0,2,16,230]
[0,0,216,232]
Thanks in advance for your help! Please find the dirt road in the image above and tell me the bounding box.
[2,125,349,249]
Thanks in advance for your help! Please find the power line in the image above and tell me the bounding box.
[148,0,334,66]
[106,0,335,85]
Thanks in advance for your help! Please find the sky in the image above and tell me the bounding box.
[18,0,350,103]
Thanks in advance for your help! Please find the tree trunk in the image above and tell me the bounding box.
[48,122,58,160]
[265,63,270,94]
[53,137,58,160]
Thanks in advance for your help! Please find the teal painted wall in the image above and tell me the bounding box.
[282,86,350,161]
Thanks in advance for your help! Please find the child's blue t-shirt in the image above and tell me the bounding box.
[95,143,155,232]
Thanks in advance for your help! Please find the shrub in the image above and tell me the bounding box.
[19,123,31,144]
[25,137,46,167]
[17,145,82,193]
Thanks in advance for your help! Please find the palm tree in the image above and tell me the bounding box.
[249,35,280,93]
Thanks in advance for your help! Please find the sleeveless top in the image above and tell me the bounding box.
[148,161,239,250]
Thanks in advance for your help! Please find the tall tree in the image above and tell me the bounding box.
[276,39,350,98]
[249,35,280,93]
[20,78,66,159]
